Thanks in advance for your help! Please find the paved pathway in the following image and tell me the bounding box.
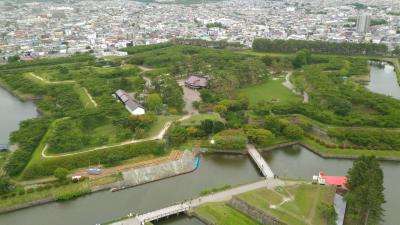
[247,144,274,178]
[282,71,309,103]
[110,179,290,225]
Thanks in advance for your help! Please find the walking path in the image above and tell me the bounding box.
[28,72,75,84]
[247,144,274,178]
[83,87,98,107]
[41,121,172,158]
[27,72,98,107]
[41,115,191,158]
[110,179,290,225]
[282,71,309,103]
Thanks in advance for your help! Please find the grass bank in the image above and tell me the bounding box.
[300,138,400,160]
[240,78,300,106]
[236,184,335,225]
[0,176,117,212]
[194,203,261,225]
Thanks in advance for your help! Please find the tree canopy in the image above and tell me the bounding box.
[345,156,385,225]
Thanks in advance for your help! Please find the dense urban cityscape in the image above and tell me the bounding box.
[1,0,400,60]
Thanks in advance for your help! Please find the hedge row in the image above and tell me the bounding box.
[21,140,165,179]
[306,134,400,151]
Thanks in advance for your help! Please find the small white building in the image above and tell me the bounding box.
[115,89,146,115]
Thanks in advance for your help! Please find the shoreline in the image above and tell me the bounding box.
[1,139,400,215]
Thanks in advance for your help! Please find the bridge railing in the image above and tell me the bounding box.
[138,204,190,223]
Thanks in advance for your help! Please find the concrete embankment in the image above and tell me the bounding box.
[120,150,196,188]
[229,196,286,225]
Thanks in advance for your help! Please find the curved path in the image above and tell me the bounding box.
[282,71,309,103]
[41,115,191,158]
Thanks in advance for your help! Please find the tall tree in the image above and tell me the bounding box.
[345,156,385,225]
[146,93,163,113]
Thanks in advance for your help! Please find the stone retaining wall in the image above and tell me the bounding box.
[228,196,286,225]
[121,150,195,188]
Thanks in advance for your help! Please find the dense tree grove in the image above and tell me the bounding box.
[292,49,312,68]
[0,176,15,195]
[153,75,184,112]
[124,45,269,100]
[4,118,51,176]
[0,53,94,71]
[328,128,400,150]
[252,39,388,56]
[268,61,400,128]
[0,52,157,176]
[211,129,248,150]
[346,156,385,225]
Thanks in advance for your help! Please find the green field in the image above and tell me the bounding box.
[145,115,181,137]
[194,203,261,225]
[237,184,335,225]
[240,78,300,106]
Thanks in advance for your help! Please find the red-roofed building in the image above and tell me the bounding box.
[313,171,347,192]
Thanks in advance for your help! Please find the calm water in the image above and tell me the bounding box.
[263,146,400,225]
[0,154,261,225]
[0,87,37,144]
[367,63,400,99]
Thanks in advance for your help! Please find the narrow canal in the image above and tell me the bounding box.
[366,62,400,99]
[0,87,37,144]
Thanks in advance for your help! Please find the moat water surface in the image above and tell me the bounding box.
[0,87,37,144]
[366,62,400,99]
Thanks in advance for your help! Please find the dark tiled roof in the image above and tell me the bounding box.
[115,89,144,111]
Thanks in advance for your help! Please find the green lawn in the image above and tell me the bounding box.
[194,203,261,225]
[145,115,181,137]
[237,184,335,225]
[240,79,300,106]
